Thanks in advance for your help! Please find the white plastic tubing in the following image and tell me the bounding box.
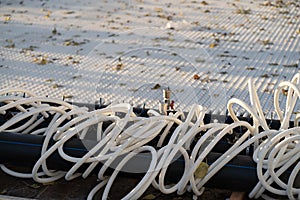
[0,74,299,200]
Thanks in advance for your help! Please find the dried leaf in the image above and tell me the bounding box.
[154,7,163,12]
[42,182,57,186]
[172,197,183,200]
[283,64,298,68]
[151,84,161,90]
[38,58,48,65]
[33,56,50,65]
[29,183,41,189]
[4,16,11,21]
[45,79,54,82]
[218,54,237,58]
[271,73,279,77]
[194,162,209,179]
[72,60,80,64]
[260,39,273,46]
[278,10,289,14]
[282,89,288,96]
[175,89,184,93]
[52,27,57,35]
[142,194,156,200]
[195,58,206,63]
[230,39,239,43]
[44,11,51,18]
[63,95,73,99]
[201,1,208,5]
[193,74,200,80]
[72,75,82,79]
[63,11,75,14]
[0,189,7,194]
[52,84,63,89]
[260,74,270,78]
[128,88,138,92]
[22,45,39,51]
[4,43,15,48]
[64,41,72,46]
[235,8,251,14]
[64,39,85,46]
[209,43,218,48]
[113,63,124,70]
[246,67,255,70]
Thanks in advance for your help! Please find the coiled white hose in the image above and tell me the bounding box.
[0,74,299,200]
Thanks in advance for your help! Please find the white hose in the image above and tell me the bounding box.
[0,73,300,200]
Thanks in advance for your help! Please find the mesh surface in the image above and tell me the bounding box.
[0,0,299,119]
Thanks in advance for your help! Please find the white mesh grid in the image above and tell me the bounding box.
[0,0,299,118]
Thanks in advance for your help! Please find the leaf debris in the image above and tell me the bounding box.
[283,63,298,68]
[260,39,273,46]
[113,63,124,71]
[209,43,218,48]
[29,183,41,189]
[72,75,82,79]
[3,39,15,48]
[62,95,73,99]
[142,194,156,200]
[246,67,255,71]
[194,162,209,179]
[260,74,270,78]
[201,1,208,6]
[193,74,200,80]
[151,84,161,90]
[33,55,51,65]
[52,84,64,89]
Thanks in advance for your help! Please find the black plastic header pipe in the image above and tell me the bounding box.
[0,132,298,192]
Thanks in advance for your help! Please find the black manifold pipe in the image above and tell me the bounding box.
[1,132,299,192]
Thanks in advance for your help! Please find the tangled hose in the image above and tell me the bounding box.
[0,74,300,200]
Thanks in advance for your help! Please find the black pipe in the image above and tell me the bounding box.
[0,113,252,156]
[0,101,288,131]
[2,132,299,192]
[0,101,287,157]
